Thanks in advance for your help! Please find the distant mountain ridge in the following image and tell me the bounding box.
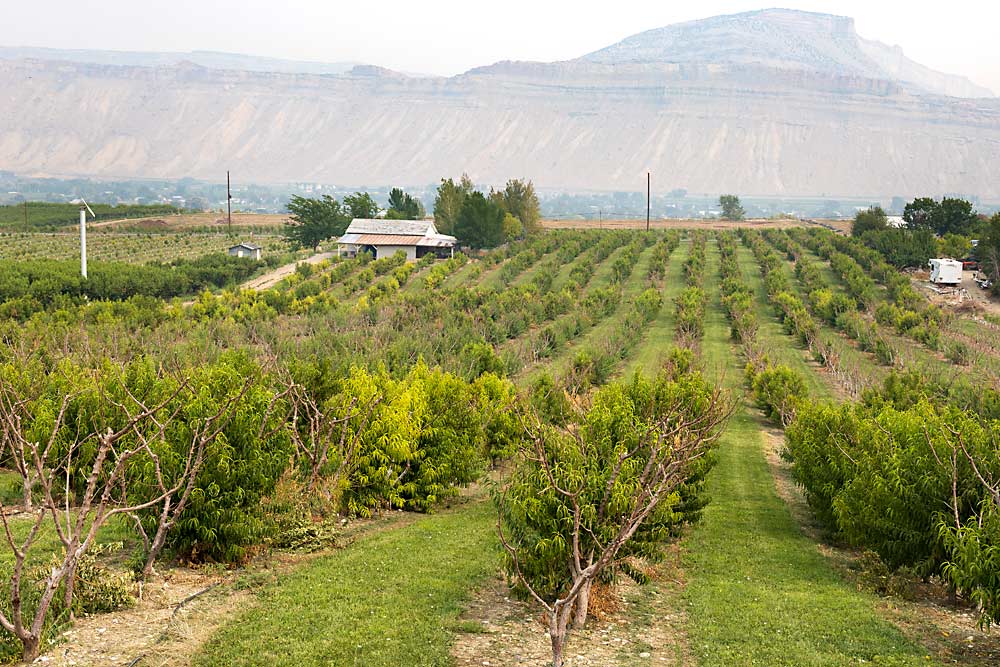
[581,9,993,98]
[1,9,998,198]
[0,46,362,76]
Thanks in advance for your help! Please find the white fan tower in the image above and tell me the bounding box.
[79,199,95,279]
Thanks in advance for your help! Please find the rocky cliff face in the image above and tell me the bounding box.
[1,9,998,198]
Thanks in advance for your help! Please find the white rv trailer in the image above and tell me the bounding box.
[928,258,963,285]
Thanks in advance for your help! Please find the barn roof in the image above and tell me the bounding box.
[339,218,456,248]
[345,219,434,236]
[230,242,261,251]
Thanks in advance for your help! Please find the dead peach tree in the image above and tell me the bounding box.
[285,379,380,501]
[496,371,730,667]
[0,369,192,663]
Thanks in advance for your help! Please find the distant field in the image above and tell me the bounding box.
[0,202,182,231]
[92,212,291,231]
[542,218,852,232]
[0,230,289,263]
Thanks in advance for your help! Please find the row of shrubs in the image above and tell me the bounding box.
[794,229,963,362]
[767,231,898,367]
[674,232,707,346]
[716,232,809,426]
[0,254,270,318]
[786,373,1000,626]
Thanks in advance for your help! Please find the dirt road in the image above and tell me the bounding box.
[241,252,335,291]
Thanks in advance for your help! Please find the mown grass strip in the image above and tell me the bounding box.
[620,238,688,376]
[195,499,497,667]
[682,274,930,666]
[683,411,931,666]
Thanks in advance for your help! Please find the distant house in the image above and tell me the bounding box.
[337,219,456,261]
[228,242,262,260]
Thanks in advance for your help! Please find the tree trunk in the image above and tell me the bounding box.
[63,562,77,621]
[573,579,591,629]
[21,634,40,664]
[549,625,565,667]
[22,476,32,511]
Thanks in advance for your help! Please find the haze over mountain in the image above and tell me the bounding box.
[2,8,998,199]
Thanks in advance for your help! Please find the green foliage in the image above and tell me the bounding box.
[0,254,263,313]
[938,233,972,260]
[343,192,380,220]
[749,364,808,426]
[719,194,745,221]
[498,369,725,600]
[903,196,979,236]
[858,228,936,268]
[786,385,1000,625]
[385,188,425,220]
[490,179,541,235]
[136,355,294,564]
[454,191,506,249]
[283,195,349,251]
[850,206,888,237]
[432,175,474,235]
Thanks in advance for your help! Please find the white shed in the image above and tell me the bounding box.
[228,242,262,260]
[337,219,456,261]
[928,258,962,285]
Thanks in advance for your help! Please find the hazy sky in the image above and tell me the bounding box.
[3,1,998,93]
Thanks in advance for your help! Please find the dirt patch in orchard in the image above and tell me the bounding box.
[451,552,691,667]
[41,569,248,667]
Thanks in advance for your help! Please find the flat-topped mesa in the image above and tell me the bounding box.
[579,8,993,99]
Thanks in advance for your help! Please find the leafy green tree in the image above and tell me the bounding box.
[980,213,1000,294]
[433,175,474,234]
[858,228,936,268]
[454,191,506,249]
[851,205,889,237]
[343,192,380,220]
[490,179,541,235]
[502,213,523,242]
[903,197,938,230]
[719,194,745,221]
[934,197,978,236]
[496,369,729,666]
[283,195,348,251]
[938,233,973,260]
[904,197,978,236]
[385,188,425,220]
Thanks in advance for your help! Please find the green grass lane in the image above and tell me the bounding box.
[194,499,498,667]
[620,238,688,376]
[736,242,836,399]
[680,265,932,666]
[683,411,931,666]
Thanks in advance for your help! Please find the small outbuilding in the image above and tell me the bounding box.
[337,219,456,261]
[228,242,262,260]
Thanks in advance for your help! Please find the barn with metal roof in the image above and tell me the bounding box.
[337,219,457,261]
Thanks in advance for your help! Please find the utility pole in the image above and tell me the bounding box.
[79,205,88,279]
[226,170,233,236]
[646,172,651,232]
